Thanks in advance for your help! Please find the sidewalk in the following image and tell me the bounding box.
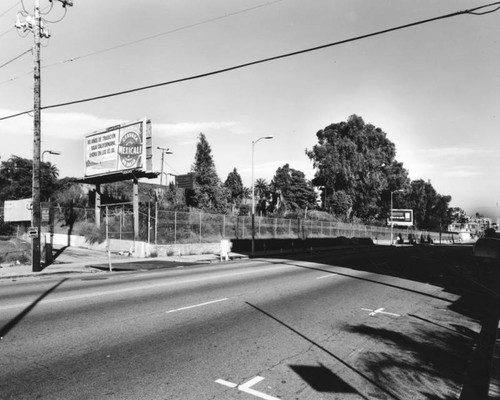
[0,248,246,280]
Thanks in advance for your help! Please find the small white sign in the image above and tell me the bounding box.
[28,227,38,238]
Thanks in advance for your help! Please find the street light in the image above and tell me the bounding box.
[390,189,404,245]
[157,146,173,186]
[42,150,61,162]
[251,135,273,254]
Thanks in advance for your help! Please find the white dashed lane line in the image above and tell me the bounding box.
[316,273,338,279]
[166,298,229,314]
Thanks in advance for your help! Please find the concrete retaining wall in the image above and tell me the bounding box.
[42,232,221,258]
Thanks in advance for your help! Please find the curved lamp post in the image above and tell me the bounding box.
[42,150,61,162]
[157,146,173,186]
[251,135,273,254]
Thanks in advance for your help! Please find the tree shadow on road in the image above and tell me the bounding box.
[263,245,499,399]
[344,323,473,399]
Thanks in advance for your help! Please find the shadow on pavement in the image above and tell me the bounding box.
[245,301,401,400]
[264,245,499,399]
[89,260,200,271]
[0,278,68,340]
[290,364,363,396]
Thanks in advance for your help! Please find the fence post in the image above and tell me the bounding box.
[155,202,158,245]
[174,211,177,244]
[199,212,202,243]
[223,214,226,238]
[147,203,150,244]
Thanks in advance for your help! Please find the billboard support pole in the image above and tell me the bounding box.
[133,178,139,243]
[95,184,101,228]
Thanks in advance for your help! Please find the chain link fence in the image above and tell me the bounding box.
[0,205,457,253]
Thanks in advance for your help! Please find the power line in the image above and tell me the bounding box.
[0,47,31,70]
[0,26,15,38]
[0,1,20,18]
[0,0,285,86]
[1,1,500,122]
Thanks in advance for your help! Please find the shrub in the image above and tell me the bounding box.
[80,222,105,245]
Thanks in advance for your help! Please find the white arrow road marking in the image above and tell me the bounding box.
[166,298,228,314]
[361,307,400,317]
[215,376,280,400]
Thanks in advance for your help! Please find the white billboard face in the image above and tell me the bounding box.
[4,198,32,222]
[389,209,414,227]
[85,119,152,177]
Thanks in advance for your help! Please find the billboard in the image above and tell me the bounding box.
[4,198,32,222]
[85,119,152,177]
[389,209,414,227]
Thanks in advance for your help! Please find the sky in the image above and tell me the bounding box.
[0,0,499,219]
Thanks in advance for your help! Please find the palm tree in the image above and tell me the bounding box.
[254,178,269,198]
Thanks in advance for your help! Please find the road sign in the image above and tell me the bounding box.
[28,227,39,238]
[42,208,50,223]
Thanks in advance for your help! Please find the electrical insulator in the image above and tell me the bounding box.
[49,0,73,7]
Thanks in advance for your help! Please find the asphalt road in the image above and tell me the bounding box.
[0,246,495,399]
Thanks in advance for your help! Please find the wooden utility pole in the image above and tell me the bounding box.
[32,0,42,272]
[13,0,73,272]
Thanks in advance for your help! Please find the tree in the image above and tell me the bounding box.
[306,115,410,221]
[254,178,269,198]
[451,207,467,223]
[270,163,316,214]
[0,155,60,202]
[189,133,229,213]
[53,179,87,231]
[224,168,245,213]
[401,179,452,230]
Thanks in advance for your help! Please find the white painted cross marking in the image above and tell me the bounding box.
[215,376,280,400]
[361,307,400,317]
[215,379,237,388]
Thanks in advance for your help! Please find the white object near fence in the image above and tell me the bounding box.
[220,239,231,261]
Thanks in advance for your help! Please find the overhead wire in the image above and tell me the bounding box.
[0,27,15,38]
[0,0,285,86]
[58,0,284,64]
[1,1,500,122]
[0,48,31,70]
[0,1,20,18]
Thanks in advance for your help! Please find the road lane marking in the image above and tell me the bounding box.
[316,273,337,279]
[216,376,280,400]
[215,379,237,388]
[0,265,294,311]
[166,298,228,314]
[362,307,400,317]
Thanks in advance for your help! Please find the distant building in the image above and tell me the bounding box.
[448,217,492,241]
